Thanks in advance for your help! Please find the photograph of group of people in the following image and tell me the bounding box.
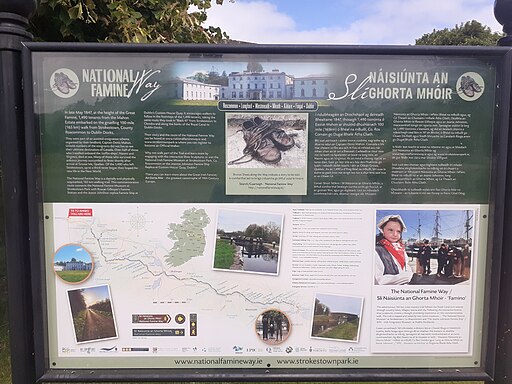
[374,209,474,285]
[255,309,291,345]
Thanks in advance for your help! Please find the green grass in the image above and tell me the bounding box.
[0,169,11,384]
[319,319,360,341]
[0,249,11,384]
[71,310,87,341]
[56,269,91,283]
[0,380,485,384]
[213,238,237,269]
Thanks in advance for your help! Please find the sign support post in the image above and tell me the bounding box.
[495,2,512,383]
[0,1,37,383]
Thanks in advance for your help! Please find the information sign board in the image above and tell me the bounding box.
[24,43,512,381]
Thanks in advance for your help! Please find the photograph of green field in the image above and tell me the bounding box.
[56,269,91,283]
[311,293,363,342]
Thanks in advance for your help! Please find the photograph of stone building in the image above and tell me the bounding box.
[53,244,94,284]
[220,69,294,100]
[293,75,331,99]
[221,70,332,100]
[168,64,331,101]
[167,78,221,100]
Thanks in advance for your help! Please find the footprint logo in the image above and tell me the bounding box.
[50,68,79,98]
[456,72,484,101]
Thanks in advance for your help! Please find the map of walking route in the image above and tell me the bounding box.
[49,203,311,357]
[166,208,210,267]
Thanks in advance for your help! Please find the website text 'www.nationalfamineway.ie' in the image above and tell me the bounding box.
[173,357,359,366]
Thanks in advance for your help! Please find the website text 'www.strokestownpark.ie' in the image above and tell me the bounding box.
[173,357,360,366]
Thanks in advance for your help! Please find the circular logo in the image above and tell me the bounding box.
[456,72,484,101]
[50,68,80,98]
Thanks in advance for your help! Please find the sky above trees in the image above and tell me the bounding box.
[205,0,503,45]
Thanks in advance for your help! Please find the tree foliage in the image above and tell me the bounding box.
[29,0,228,43]
[415,20,503,46]
[68,289,87,316]
[246,61,264,72]
[189,69,228,86]
[314,299,330,315]
[90,298,112,313]
[243,222,280,243]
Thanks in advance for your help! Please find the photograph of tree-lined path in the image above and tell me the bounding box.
[67,285,117,343]
[311,293,363,342]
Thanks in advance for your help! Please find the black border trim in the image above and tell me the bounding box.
[19,42,512,383]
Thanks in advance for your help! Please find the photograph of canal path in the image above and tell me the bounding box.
[213,209,283,275]
[67,285,118,343]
